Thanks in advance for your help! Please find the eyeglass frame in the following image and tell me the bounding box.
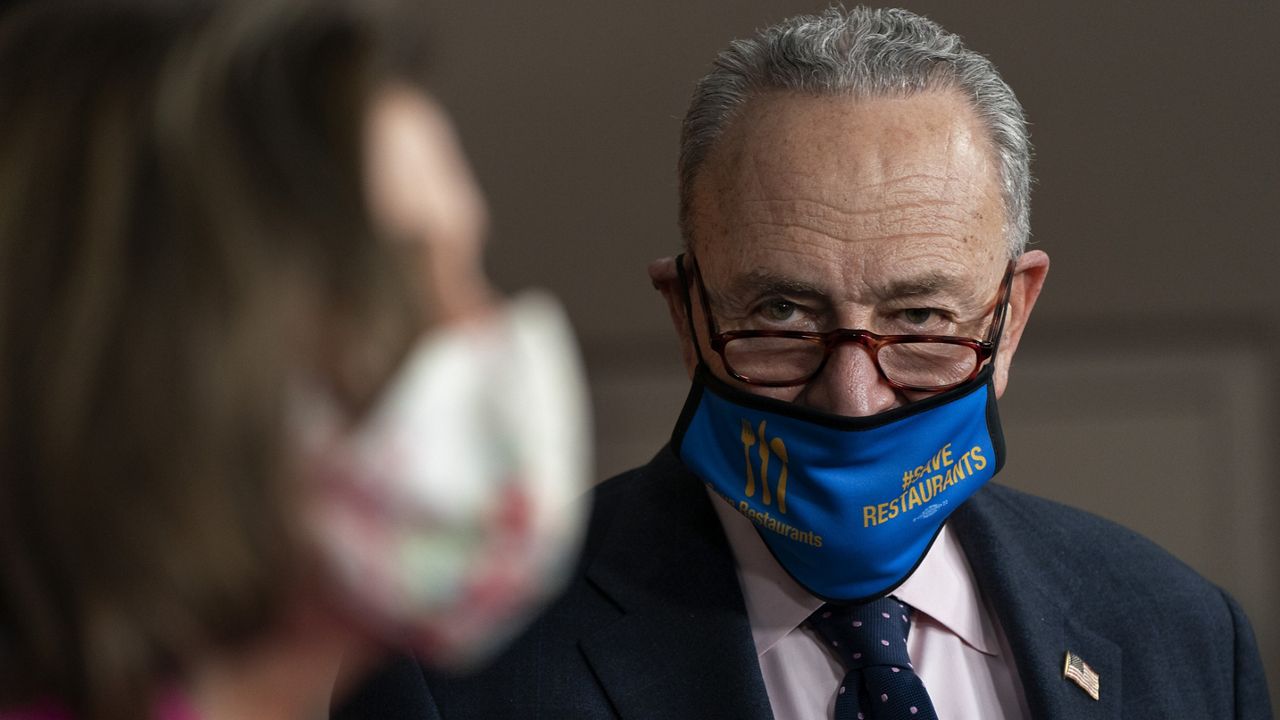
[678,253,1017,392]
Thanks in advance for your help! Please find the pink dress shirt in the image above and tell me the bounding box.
[709,490,1031,720]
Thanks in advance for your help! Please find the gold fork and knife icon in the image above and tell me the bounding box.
[740,419,788,513]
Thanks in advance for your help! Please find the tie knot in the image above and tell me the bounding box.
[808,597,914,671]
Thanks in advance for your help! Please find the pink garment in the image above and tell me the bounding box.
[709,489,1031,720]
[0,690,199,720]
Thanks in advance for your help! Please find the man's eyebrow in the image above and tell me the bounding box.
[726,269,832,300]
[880,271,968,299]
[718,267,975,303]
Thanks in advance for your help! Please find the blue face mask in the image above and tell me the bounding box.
[670,258,1007,603]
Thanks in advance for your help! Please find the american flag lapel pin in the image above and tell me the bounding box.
[1063,651,1101,700]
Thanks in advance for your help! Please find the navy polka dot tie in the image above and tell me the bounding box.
[808,597,939,720]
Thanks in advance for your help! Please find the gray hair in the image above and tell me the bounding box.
[679,6,1031,258]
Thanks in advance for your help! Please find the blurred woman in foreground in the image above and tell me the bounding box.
[0,2,589,718]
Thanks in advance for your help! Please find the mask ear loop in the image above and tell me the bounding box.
[674,253,709,367]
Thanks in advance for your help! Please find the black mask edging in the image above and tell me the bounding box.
[673,363,997,454]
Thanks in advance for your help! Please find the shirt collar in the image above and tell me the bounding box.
[708,488,1001,658]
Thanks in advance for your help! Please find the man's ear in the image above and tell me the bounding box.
[648,256,698,378]
[993,249,1050,398]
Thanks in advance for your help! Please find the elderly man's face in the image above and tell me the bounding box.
[653,89,1048,416]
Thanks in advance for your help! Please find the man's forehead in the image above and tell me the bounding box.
[688,88,1006,283]
[703,90,998,207]
[714,250,997,303]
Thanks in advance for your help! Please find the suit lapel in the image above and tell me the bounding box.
[950,485,1121,719]
[581,448,774,720]
[578,456,1128,719]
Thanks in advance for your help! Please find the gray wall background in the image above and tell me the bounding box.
[425,0,1279,706]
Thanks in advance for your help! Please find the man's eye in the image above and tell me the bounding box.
[901,307,937,326]
[760,300,798,322]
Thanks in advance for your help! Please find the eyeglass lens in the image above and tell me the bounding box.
[722,336,979,388]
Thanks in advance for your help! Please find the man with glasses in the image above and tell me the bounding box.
[337,7,1270,719]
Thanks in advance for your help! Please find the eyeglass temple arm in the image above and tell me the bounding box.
[674,253,710,366]
[986,259,1017,350]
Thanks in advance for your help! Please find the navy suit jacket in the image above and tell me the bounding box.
[335,446,1273,719]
